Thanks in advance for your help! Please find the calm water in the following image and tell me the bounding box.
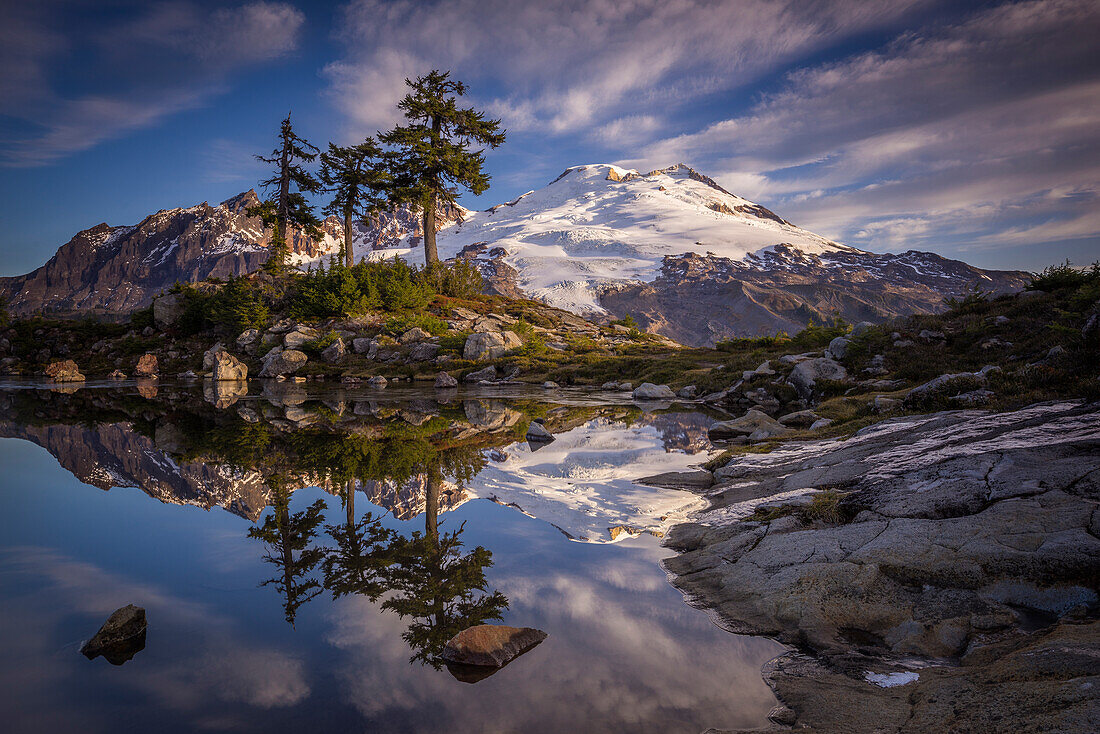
[0,380,780,733]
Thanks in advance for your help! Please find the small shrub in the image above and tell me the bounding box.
[1028,260,1100,292]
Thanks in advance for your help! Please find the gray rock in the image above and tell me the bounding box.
[408,342,440,362]
[919,329,946,342]
[399,327,432,344]
[809,418,834,430]
[236,329,260,348]
[676,385,698,399]
[872,395,902,412]
[260,349,307,378]
[779,409,820,428]
[850,321,876,337]
[525,421,555,442]
[905,372,983,407]
[893,338,915,348]
[949,389,994,406]
[321,338,346,364]
[435,371,458,388]
[827,336,851,360]
[618,382,633,391]
[542,381,559,389]
[152,293,185,329]
[464,365,497,383]
[463,331,523,360]
[203,378,247,408]
[367,375,387,388]
[283,327,319,349]
[788,357,847,400]
[709,409,791,440]
[633,382,675,400]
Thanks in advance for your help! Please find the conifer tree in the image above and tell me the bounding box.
[380,70,505,266]
[319,138,389,268]
[250,114,323,275]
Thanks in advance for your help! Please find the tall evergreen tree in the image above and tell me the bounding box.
[250,114,323,275]
[319,138,389,268]
[380,70,505,266]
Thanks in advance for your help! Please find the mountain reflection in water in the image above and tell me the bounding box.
[0,382,782,733]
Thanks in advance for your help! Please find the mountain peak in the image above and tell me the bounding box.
[220,189,260,214]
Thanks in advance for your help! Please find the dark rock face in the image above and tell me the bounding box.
[0,192,466,319]
[80,604,146,665]
[602,249,1029,347]
[442,624,548,668]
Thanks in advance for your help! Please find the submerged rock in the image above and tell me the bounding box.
[81,604,147,665]
[442,624,547,668]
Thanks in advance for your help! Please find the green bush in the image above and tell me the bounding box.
[422,259,485,299]
[1028,261,1100,292]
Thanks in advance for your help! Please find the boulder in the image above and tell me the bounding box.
[779,409,821,428]
[321,338,346,364]
[211,350,248,381]
[367,375,387,388]
[80,604,146,664]
[677,385,698,399]
[788,357,847,399]
[435,371,458,388]
[904,372,983,407]
[633,383,675,400]
[177,370,198,379]
[809,418,834,430]
[708,409,791,440]
[399,327,432,344]
[408,342,440,362]
[919,329,946,342]
[850,321,876,337]
[44,360,85,382]
[525,421,555,442]
[827,336,851,361]
[202,342,226,370]
[236,329,260,349]
[442,625,548,668]
[152,293,185,329]
[949,389,994,407]
[873,395,902,412]
[134,353,158,378]
[283,327,319,349]
[107,369,127,380]
[542,380,559,389]
[463,331,522,361]
[352,338,378,358]
[464,365,497,383]
[259,349,308,378]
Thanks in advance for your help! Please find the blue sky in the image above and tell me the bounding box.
[1,0,1098,277]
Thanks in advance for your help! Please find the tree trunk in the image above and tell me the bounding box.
[422,197,438,266]
[345,478,355,527]
[425,473,440,542]
[343,205,354,268]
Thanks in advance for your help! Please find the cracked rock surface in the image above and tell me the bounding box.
[667,401,1100,733]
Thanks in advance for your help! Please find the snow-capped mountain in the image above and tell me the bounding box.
[0,162,1027,343]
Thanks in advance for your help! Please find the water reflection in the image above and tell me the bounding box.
[0,383,782,733]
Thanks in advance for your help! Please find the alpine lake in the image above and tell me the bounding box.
[0,378,782,733]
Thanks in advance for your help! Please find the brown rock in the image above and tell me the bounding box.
[134,353,158,377]
[44,359,85,382]
[442,624,547,667]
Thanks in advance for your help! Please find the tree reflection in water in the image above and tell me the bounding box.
[248,439,509,669]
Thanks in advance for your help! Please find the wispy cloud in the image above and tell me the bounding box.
[0,1,306,167]
[323,0,932,139]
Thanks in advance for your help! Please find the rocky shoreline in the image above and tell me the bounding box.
[662,400,1100,732]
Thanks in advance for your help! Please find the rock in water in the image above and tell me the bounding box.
[211,350,248,381]
[259,349,307,378]
[632,382,675,400]
[435,371,458,388]
[44,359,85,382]
[81,604,147,665]
[134,353,158,377]
[442,624,547,667]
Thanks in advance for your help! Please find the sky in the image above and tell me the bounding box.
[1,0,1098,277]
